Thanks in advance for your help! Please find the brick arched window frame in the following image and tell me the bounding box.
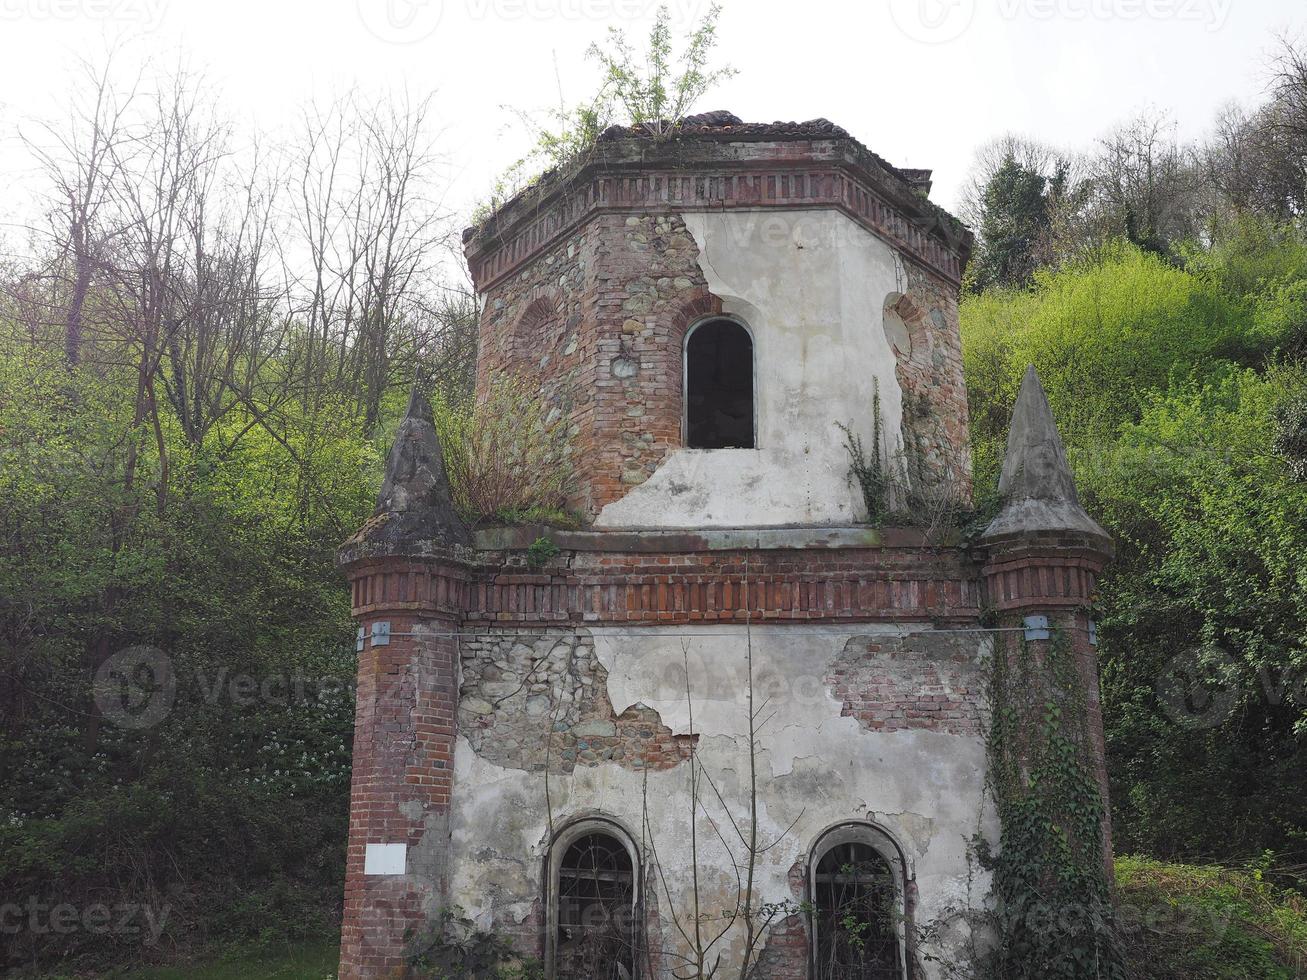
[808,821,913,980]
[512,292,563,369]
[665,291,724,442]
[545,816,643,980]
[882,291,928,360]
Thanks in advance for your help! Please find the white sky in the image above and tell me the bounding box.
[0,0,1302,250]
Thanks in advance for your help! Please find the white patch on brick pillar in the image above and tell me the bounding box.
[363,842,407,875]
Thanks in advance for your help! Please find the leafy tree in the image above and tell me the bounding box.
[588,2,736,136]
[483,4,736,215]
[968,154,1064,292]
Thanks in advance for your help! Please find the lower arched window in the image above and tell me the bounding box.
[810,824,909,980]
[547,820,640,979]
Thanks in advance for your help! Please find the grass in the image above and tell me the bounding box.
[1115,856,1307,979]
[103,942,338,980]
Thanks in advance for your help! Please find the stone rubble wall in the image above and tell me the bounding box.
[458,630,694,774]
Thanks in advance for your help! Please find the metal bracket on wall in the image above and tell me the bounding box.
[1022,615,1050,641]
[370,620,392,646]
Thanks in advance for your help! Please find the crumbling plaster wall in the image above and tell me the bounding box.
[448,624,995,978]
[596,209,908,529]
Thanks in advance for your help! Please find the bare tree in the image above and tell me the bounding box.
[958,133,1075,231]
[1080,109,1202,255]
[20,54,140,365]
[288,90,453,433]
[1200,36,1307,225]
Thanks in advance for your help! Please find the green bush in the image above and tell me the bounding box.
[0,334,365,972]
[962,240,1307,870]
[1115,857,1307,979]
[433,378,575,526]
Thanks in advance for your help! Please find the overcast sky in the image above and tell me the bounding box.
[0,0,1303,249]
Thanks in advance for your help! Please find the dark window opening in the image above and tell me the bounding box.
[685,318,754,449]
[556,832,636,980]
[814,841,903,980]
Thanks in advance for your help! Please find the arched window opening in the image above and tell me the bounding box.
[553,830,638,979]
[685,318,754,449]
[811,832,907,980]
[513,296,560,368]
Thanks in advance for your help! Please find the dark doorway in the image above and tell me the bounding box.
[685,318,754,449]
[556,832,637,979]
[813,840,903,980]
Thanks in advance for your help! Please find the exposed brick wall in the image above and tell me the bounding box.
[346,545,985,628]
[751,915,810,980]
[339,611,459,979]
[980,541,1114,872]
[587,213,718,506]
[827,633,986,737]
[474,210,716,519]
[473,203,978,524]
[466,547,984,627]
[464,132,971,292]
[749,859,812,980]
[458,629,694,773]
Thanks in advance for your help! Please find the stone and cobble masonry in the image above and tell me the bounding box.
[458,630,694,773]
[336,114,1115,980]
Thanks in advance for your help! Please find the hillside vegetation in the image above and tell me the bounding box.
[962,228,1307,874]
[6,17,1307,980]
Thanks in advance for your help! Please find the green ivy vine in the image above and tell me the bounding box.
[977,630,1126,980]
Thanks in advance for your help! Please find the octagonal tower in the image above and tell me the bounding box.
[462,112,974,525]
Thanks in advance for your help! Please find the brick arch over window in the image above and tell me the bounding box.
[808,821,914,980]
[666,291,724,424]
[545,816,643,980]
[511,290,564,370]
[882,291,928,360]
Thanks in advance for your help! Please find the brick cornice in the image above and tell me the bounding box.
[346,558,470,619]
[464,145,971,293]
[348,546,983,626]
[981,549,1108,613]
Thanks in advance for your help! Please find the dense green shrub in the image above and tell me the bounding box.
[962,240,1307,872]
[1116,857,1307,979]
[0,335,370,971]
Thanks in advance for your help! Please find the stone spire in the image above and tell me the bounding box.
[339,387,470,562]
[980,365,1112,551]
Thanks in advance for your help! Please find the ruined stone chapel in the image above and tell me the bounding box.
[336,112,1114,979]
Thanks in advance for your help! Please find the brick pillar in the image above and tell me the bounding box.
[977,365,1116,873]
[338,557,465,979]
[335,385,472,977]
[980,538,1113,871]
